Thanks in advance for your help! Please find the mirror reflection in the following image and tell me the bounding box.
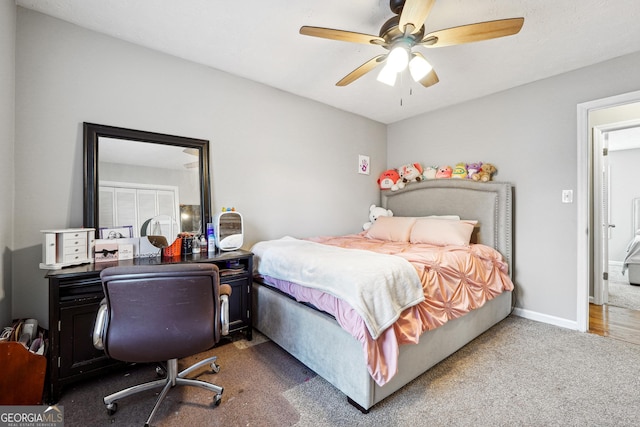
[140,214,180,248]
[98,137,201,240]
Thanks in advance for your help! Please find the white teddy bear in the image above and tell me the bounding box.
[363,204,393,231]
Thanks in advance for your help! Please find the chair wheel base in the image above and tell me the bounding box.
[213,394,222,406]
[106,402,117,415]
[211,362,220,373]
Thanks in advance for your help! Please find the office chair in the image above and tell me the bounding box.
[93,263,231,427]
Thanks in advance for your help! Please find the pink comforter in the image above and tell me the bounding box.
[257,234,514,386]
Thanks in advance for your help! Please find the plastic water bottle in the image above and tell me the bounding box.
[207,223,216,253]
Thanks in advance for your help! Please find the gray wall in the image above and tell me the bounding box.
[13,8,386,327]
[0,1,16,327]
[388,51,640,325]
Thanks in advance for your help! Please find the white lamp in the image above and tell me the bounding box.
[409,55,433,81]
[377,40,433,87]
[377,64,398,86]
[377,41,411,86]
[386,43,410,72]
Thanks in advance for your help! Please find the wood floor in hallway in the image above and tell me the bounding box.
[589,303,640,346]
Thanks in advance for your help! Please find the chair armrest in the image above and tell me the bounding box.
[219,285,232,336]
[219,284,232,296]
[220,295,229,336]
[92,299,108,350]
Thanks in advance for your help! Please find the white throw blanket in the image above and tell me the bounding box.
[252,236,424,339]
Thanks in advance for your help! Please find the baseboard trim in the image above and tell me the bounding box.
[511,307,578,330]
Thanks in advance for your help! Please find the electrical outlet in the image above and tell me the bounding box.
[562,189,573,203]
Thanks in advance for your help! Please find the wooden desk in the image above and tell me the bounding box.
[45,249,253,403]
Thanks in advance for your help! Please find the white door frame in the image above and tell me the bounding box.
[592,124,609,306]
[576,89,640,332]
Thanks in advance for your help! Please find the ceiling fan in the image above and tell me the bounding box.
[300,0,524,88]
[182,147,199,169]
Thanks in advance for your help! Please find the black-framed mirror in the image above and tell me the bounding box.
[83,122,211,241]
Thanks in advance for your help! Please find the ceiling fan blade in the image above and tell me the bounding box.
[182,148,199,157]
[416,69,439,88]
[420,18,524,47]
[300,26,386,46]
[399,0,436,34]
[336,55,387,86]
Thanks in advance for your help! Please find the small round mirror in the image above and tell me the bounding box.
[141,215,180,248]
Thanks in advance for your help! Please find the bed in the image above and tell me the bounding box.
[251,179,514,412]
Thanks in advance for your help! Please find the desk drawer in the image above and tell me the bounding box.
[62,231,87,241]
[59,277,103,302]
[62,253,88,263]
[63,244,86,255]
[62,238,87,249]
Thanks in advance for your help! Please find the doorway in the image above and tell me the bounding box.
[593,123,640,310]
[576,90,640,332]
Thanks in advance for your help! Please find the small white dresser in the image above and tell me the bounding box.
[39,228,95,270]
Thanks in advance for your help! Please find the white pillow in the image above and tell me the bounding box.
[365,216,417,242]
[410,218,477,246]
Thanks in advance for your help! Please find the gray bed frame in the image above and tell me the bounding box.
[252,180,514,412]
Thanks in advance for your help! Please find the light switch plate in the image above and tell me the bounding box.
[562,189,573,203]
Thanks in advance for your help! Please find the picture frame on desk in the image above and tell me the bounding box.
[118,244,134,260]
[111,238,139,258]
[99,225,133,239]
[94,241,118,263]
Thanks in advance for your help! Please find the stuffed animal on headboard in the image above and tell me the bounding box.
[423,166,438,179]
[452,163,467,179]
[398,163,424,185]
[377,169,401,190]
[435,165,453,179]
[363,204,393,231]
[473,163,497,182]
[466,162,483,180]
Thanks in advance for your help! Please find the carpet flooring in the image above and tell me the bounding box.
[57,316,640,426]
[608,279,640,311]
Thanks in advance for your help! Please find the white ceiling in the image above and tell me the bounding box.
[15,0,640,124]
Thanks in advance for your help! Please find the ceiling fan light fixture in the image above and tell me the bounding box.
[377,64,397,86]
[386,42,411,72]
[409,55,433,81]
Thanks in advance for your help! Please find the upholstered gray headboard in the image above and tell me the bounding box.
[381,180,513,275]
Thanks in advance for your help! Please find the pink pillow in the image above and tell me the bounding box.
[366,216,417,242]
[410,218,477,246]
